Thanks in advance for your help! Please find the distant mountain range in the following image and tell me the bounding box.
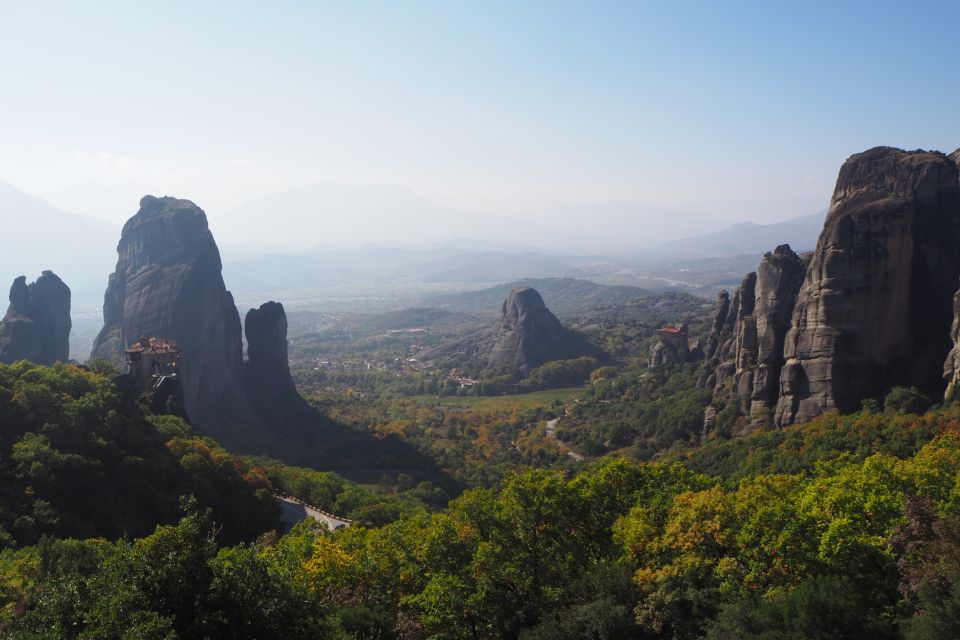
[221,247,584,292]
[209,183,585,250]
[650,211,825,257]
[420,277,709,319]
[207,183,821,253]
[0,179,827,318]
[0,181,117,311]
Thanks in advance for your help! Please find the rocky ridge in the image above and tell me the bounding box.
[0,271,71,366]
[776,147,960,425]
[698,147,960,433]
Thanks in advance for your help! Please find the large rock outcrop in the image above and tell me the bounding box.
[747,245,806,425]
[699,249,809,434]
[649,324,694,368]
[945,285,960,400]
[0,271,71,365]
[423,286,602,377]
[486,287,598,375]
[942,149,960,399]
[88,196,439,475]
[699,272,756,395]
[90,196,253,436]
[774,147,960,426]
[242,301,312,423]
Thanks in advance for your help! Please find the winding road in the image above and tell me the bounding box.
[545,417,584,461]
[276,495,353,530]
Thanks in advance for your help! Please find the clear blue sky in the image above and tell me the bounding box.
[1,0,958,221]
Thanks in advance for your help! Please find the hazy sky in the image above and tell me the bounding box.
[2,0,958,224]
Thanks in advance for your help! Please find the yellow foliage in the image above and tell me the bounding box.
[301,537,354,594]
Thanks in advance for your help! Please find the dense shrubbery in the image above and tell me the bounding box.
[521,356,598,391]
[4,426,960,638]
[4,358,960,638]
[0,361,278,547]
[676,403,957,480]
[261,461,448,526]
[559,361,712,457]
[0,362,432,549]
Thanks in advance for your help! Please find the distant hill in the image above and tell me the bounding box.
[651,211,825,258]
[222,246,583,293]
[286,307,483,338]
[420,277,709,320]
[0,181,118,311]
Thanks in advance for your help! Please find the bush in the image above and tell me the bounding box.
[884,386,930,415]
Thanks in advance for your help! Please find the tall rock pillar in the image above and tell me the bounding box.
[775,147,960,426]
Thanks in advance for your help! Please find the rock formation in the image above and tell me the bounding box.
[774,147,960,425]
[423,286,602,377]
[747,245,806,425]
[942,149,960,399]
[944,285,960,400]
[242,301,312,423]
[649,324,694,368]
[699,272,756,396]
[90,196,253,437]
[486,286,599,375]
[0,271,71,365]
[87,196,439,476]
[703,290,730,362]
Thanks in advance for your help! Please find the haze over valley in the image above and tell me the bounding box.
[2,3,960,638]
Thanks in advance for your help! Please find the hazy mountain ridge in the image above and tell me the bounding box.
[651,211,825,257]
[0,181,118,310]
[211,183,585,249]
[421,277,708,319]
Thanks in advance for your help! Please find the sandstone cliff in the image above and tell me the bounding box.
[243,301,312,424]
[88,197,435,474]
[747,245,806,425]
[699,272,755,395]
[486,287,599,375]
[423,286,602,377]
[90,196,253,436]
[649,324,694,368]
[0,271,71,365]
[774,147,960,425]
[942,149,960,399]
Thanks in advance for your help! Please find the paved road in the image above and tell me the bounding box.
[277,496,352,530]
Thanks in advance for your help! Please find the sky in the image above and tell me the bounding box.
[1,0,959,226]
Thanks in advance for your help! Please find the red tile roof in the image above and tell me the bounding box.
[658,326,684,335]
[125,337,181,356]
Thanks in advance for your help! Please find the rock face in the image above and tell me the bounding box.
[0,271,71,365]
[242,301,312,422]
[699,272,756,397]
[747,246,806,425]
[90,196,252,434]
[649,324,694,368]
[703,290,731,362]
[486,287,597,375]
[942,149,960,399]
[424,286,602,376]
[944,285,960,400]
[700,247,806,432]
[774,147,960,425]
